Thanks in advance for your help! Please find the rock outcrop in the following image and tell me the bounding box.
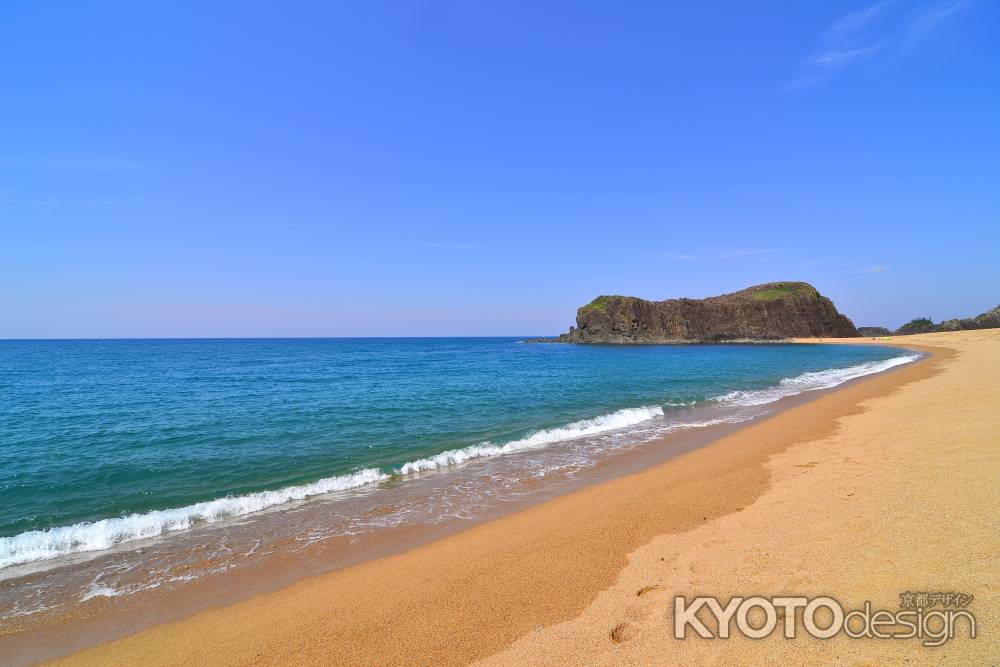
[895,318,937,336]
[545,282,859,343]
[896,304,1000,335]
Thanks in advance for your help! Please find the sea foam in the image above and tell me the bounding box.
[397,405,665,474]
[0,406,664,570]
[0,467,388,570]
[0,353,919,570]
[713,353,921,407]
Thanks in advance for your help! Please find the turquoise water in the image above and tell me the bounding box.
[0,338,915,570]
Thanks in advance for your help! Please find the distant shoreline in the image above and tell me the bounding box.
[524,336,873,344]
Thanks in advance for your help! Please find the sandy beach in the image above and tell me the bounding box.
[47,330,998,665]
[7,2,995,663]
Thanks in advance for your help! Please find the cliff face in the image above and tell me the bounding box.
[554,282,859,343]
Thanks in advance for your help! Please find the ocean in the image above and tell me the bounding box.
[0,338,917,626]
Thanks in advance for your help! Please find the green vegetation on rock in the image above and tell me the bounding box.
[581,295,615,312]
[896,318,936,335]
[749,282,816,302]
[552,281,860,343]
[894,305,1000,335]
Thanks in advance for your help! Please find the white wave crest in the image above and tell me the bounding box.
[671,415,754,429]
[397,405,665,475]
[2,352,915,572]
[80,583,122,601]
[713,353,921,407]
[0,468,388,570]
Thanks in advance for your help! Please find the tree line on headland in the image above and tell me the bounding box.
[860,304,1000,337]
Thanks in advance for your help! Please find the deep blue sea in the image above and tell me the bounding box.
[0,338,917,576]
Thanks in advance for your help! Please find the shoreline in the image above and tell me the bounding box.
[483,329,998,664]
[2,341,897,580]
[0,345,918,663]
[20,336,968,665]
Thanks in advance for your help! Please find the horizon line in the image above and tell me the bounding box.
[0,335,557,342]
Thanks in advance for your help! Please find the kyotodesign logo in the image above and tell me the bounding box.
[673,593,976,647]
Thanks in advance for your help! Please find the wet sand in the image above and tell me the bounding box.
[47,330,997,665]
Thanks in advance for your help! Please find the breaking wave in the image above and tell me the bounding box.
[0,468,388,570]
[0,353,919,570]
[397,405,665,474]
[0,406,666,570]
[712,353,921,407]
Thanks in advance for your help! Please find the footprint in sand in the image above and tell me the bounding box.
[610,622,640,644]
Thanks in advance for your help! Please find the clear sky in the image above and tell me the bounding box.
[2,1,997,338]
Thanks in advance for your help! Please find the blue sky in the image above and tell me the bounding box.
[1,1,997,337]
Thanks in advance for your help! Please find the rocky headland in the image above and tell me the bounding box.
[535,281,859,344]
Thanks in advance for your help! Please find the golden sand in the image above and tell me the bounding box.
[50,330,999,665]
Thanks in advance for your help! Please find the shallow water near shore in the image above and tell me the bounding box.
[0,338,918,644]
